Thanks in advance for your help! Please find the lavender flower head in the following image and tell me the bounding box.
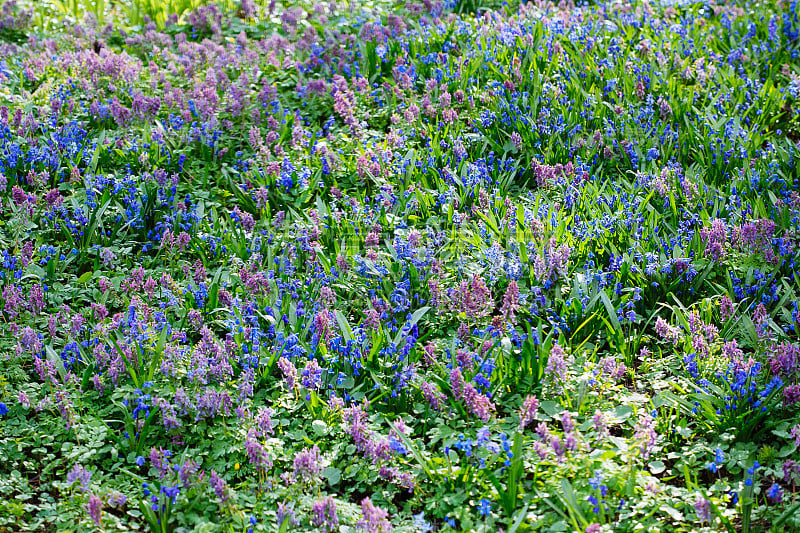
[357,498,392,533]
[85,493,103,526]
[293,445,323,484]
[67,464,92,493]
[693,496,711,523]
[311,496,339,533]
[519,395,539,430]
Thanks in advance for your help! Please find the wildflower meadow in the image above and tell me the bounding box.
[1,0,800,531]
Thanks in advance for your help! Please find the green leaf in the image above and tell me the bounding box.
[323,466,341,486]
[599,291,620,332]
[559,478,588,527]
[771,501,800,531]
[334,310,354,341]
[393,306,430,346]
[388,420,434,479]
[648,461,666,474]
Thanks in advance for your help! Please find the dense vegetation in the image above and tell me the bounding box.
[1,0,800,531]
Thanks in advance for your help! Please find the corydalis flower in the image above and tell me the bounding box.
[85,493,102,526]
[254,406,274,437]
[293,445,322,484]
[654,317,680,345]
[532,238,571,282]
[719,295,735,322]
[208,470,228,501]
[449,368,495,421]
[277,357,298,391]
[301,358,324,390]
[67,464,92,493]
[18,390,30,409]
[277,501,299,528]
[634,414,658,459]
[500,280,520,322]
[693,496,711,523]
[420,380,444,411]
[790,424,800,447]
[311,496,339,533]
[450,274,493,320]
[357,498,392,533]
[519,395,539,430]
[107,490,127,508]
[245,428,272,472]
[544,343,569,383]
[700,219,727,261]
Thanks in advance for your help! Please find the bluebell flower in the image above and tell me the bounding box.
[412,512,432,532]
[766,483,782,503]
[478,498,492,516]
[714,448,725,464]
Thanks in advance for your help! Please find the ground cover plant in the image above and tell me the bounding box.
[1,0,800,530]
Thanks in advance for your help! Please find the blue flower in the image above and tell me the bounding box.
[766,483,783,503]
[589,470,604,490]
[135,456,145,467]
[412,512,432,532]
[0,402,8,416]
[714,448,725,464]
[389,435,408,455]
[478,498,492,516]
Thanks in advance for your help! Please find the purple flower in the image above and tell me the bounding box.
[449,368,495,421]
[254,406,274,437]
[720,295,735,322]
[18,391,29,409]
[545,343,568,382]
[85,493,102,526]
[420,380,444,411]
[783,460,800,484]
[500,280,520,322]
[654,317,680,345]
[766,483,783,503]
[784,384,800,406]
[791,424,800,447]
[277,501,299,528]
[209,470,227,501]
[693,497,711,524]
[301,358,324,390]
[311,497,339,533]
[593,410,608,439]
[278,357,298,391]
[357,498,392,533]
[700,219,727,261]
[107,490,127,508]
[245,429,272,472]
[293,445,322,484]
[634,414,658,459]
[66,464,92,493]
